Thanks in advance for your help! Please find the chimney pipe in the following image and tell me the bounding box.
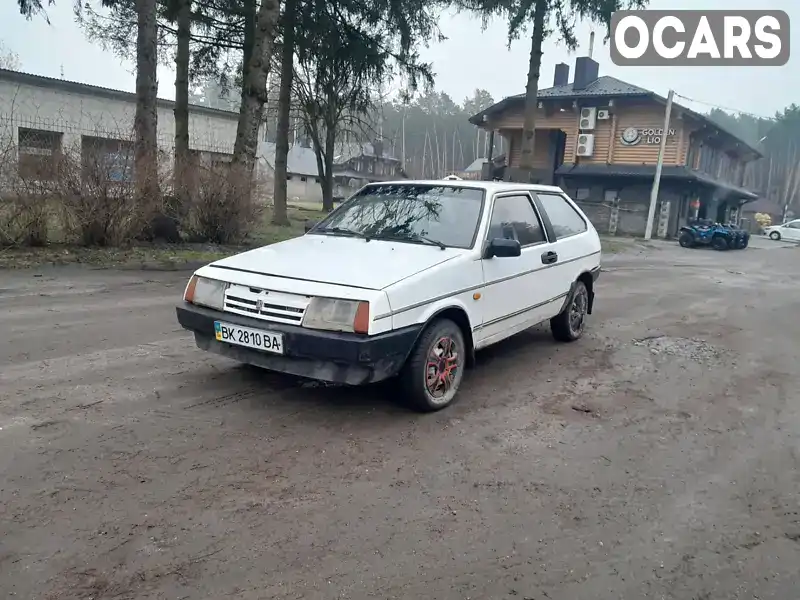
[553,62,569,87]
[589,31,595,58]
[572,56,599,90]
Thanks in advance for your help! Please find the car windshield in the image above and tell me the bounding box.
[311,184,485,249]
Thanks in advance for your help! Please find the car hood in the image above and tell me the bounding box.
[207,234,464,290]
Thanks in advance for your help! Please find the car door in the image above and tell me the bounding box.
[476,192,560,346]
[532,190,596,299]
[783,220,800,241]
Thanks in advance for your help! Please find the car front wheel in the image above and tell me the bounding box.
[400,318,466,412]
[769,231,781,240]
[551,281,589,342]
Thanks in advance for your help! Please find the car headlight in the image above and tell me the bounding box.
[184,275,227,311]
[302,297,369,333]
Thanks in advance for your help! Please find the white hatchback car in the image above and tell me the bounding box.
[177,181,601,411]
[764,219,800,242]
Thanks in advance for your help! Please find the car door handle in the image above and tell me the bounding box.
[541,251,558,264]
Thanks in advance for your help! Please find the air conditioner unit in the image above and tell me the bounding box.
[597,109,611,120]
[576,134,594,156]
[579,107,597,130]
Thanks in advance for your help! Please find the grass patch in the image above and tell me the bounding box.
[600,238,631,254]
[0,204,330,270]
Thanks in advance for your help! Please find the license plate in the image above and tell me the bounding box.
[213,321,284,354]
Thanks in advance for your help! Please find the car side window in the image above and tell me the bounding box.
[487,194,546,246]
[535,192,588,238]
[787,221,800,229]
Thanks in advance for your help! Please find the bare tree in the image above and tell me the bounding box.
[0,41,21,70]
[272,0,297,226]
[171,0,192,207]
[134,0,160,213]
[293,43,383,211]
[228,0,281,203]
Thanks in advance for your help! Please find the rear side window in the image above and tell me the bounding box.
[536,192,587,238]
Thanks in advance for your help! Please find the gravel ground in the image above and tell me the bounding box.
[1,238,800,599]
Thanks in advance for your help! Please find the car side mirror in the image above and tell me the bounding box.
[486,237,521,258]
[304,220,318,233]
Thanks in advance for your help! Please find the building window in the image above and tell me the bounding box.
[300,176,307,182]
[287,175,293,181]
[314,177,320,184]
[536,192,588,238]
[81,136,135,182]
[18,128,62,180]
[575,188,591,201]
[604,190,619,203]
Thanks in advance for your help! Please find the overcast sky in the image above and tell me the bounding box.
[0,0,796,119]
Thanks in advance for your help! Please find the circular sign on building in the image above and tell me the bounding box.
[620,127,641,146]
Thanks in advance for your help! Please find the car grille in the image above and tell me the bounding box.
[223,284,310,325]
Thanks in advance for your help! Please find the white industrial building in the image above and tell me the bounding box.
[0,68,247,186]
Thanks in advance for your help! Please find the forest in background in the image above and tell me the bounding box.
[709,105,800,216]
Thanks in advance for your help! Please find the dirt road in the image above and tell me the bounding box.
[2,240,800,599]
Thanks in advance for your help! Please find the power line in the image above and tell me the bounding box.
[673,92,777,121]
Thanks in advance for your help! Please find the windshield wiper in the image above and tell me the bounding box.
[314,226,371,241]
[409,234,446,250]
[376,233,446,250]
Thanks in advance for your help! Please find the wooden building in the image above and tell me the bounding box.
[469,56,762,237]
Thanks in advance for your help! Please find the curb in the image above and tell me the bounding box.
[113,259,211,272]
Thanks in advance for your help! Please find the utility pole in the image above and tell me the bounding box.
[401,107,406,172]
[645,89,674,240]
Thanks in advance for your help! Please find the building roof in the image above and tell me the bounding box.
[260,142,320,177]
[556,163,758,200]
[334,141,400,163]
[741,198,784,215]
[469,74,762,159]
[0,68,239,121]
[463,157,487,172]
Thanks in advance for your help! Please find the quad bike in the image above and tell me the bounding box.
[678,219,744,251]
[723,222,750,248]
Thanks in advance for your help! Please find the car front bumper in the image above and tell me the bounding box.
[176,303,421,385]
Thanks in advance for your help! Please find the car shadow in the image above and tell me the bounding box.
[189,323,566,422]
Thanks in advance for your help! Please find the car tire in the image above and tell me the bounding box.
[712,235,729,250]
[769,231,781,240]
[400,318,466,412]
[551,281,589,343]
[678,231,694,248]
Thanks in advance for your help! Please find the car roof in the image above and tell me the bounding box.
[364,179,566,195]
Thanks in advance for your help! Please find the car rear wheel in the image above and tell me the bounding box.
[551,281,588,342]
[769,231,781,240]
[712,235,729,250]
[400,318,465,412]
[678,231,694,248]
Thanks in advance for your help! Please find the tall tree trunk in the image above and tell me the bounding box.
[134,0,159,217]
[229,0,282,205]
[241,0,256,84]
[518,0,546,173]
[322,109,336,211]
[174,0,191,216]
[272,0,296,226]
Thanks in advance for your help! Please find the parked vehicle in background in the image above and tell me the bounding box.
[764,219,800,242]
[678,219,748,250]
[176,181,601,412]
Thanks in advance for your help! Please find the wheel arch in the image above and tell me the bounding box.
[556,269,597,317]
[411,304,477,368]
